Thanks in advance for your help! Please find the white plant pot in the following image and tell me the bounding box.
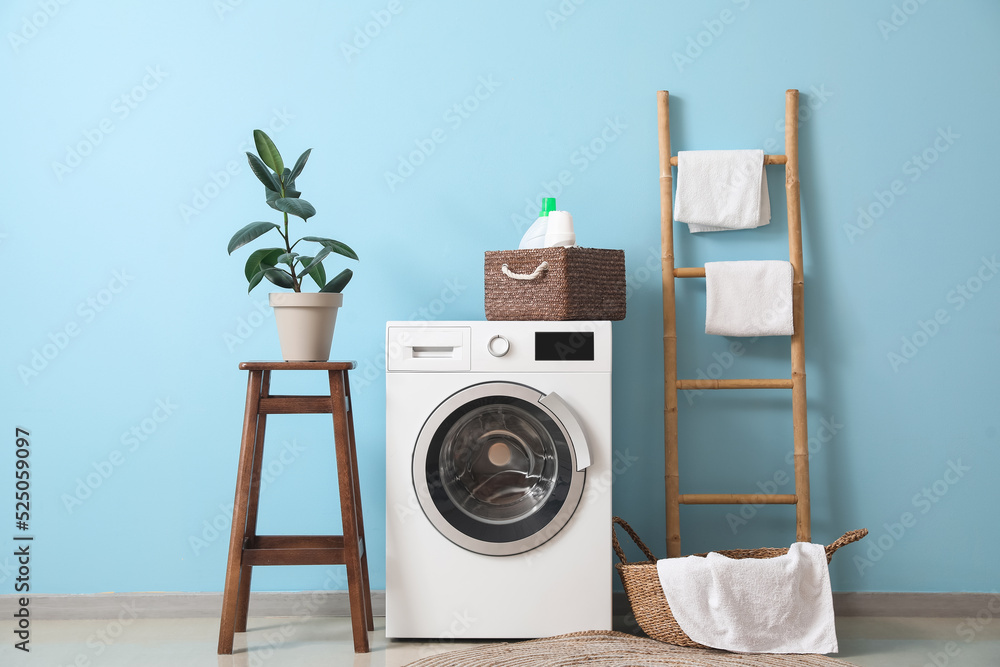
[269,292,343,362]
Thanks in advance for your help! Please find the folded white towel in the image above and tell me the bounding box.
[656,543,838,654]
[705,260,793,336]
[674,150,770,233]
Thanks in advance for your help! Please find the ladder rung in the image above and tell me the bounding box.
[679,494,797,505]
[676,378,793,390]
[674,267,706,278]
[669,154,787,166]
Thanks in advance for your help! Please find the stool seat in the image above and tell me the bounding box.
[239,361,357,370]
[218,361,372,654]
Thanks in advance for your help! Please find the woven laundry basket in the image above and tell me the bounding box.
[484,247,626,321]
[612,517,868,648]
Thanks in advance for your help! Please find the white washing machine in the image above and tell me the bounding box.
[385,320,612,639]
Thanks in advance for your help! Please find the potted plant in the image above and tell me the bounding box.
[227,130,358,362]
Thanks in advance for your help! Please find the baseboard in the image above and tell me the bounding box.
[6,590,994,620]
[6,591,385,620]
[614,591,997,618]
[830,592,999,617]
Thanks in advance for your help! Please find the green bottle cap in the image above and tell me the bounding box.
[538,197,556,217]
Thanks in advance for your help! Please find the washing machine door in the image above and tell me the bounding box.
[412,381,590,556]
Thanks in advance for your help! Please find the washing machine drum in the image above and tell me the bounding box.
[413,381,589,556]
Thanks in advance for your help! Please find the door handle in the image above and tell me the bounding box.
[539,391,591,471]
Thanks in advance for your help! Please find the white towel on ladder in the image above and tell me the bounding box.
[705,260,793,336]
[656,543,838,654]
[674,149,770,233]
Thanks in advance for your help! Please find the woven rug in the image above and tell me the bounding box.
[403,631,858,667]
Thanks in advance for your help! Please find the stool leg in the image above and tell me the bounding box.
[329,370,370,653]
[343,372,374,632]
[218,370,263,655]
[234,370,271,633]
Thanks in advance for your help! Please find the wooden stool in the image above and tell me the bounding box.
[217,361,373,655]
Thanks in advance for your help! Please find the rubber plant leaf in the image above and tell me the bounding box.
[253,130,284,173]
[263,266,295,289]
[244,247,284,281]
[300,236,358,260]
[246,152,281,192]
[273,197,316,220]
[228,221,280,254]
[320,268,353,293]
[298,255,327,289]
[288,148,311,182]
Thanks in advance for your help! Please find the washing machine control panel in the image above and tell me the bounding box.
[476,324,609,372]
[386,321,611,373]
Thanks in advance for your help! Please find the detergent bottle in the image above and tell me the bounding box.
[518,197,556,249]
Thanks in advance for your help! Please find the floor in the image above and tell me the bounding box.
[4,615,999,666]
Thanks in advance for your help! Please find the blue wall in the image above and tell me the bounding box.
[3,0,997,596]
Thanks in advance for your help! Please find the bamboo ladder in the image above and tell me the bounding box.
[659,89,809,558]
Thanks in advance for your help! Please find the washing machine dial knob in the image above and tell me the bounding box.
[487,335,510,357]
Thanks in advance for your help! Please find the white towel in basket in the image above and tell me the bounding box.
[656,542,838,654]
[674,149,770,233]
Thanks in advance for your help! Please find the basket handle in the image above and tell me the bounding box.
[612,516,657,564]
[825,528,868,560]
[501,261,548,281]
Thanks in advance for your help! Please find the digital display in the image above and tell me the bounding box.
[534,332,595,361]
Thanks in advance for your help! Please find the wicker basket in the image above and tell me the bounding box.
[612,517,868,648]
[484,247,626,321]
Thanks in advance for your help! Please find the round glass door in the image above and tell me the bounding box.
[413,382,586,556]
